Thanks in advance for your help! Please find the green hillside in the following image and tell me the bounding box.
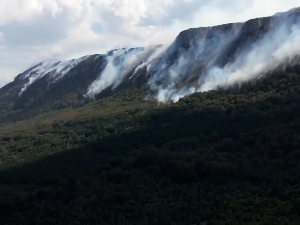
[1,69,300,224]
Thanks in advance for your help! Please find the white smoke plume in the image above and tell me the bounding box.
[86,46,160,98]
[199,17,300,92]
[132,45,168,77]
[19,56,88,96]
[16,7,300,104]
[148,24,242,102]
[149,11,300,102]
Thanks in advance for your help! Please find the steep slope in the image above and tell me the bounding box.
[1,8,300,121]
[0,46,165,120]
[2,7,300,225]
[147,8,300,101]
[2,67,300,224]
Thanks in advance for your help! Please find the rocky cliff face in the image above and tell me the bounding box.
[1,7,300,117]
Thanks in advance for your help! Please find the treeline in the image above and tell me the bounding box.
[1,71,300,224]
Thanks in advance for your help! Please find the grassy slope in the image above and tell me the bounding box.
[0,87,159,167]
[1,71,300,224]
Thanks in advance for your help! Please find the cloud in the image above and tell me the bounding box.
[0,68,20,87]
[0,0,299,88]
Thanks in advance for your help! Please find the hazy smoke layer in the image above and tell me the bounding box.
[149,12,300,102]
[199,17,300,92]
[132,45,168,77]
[86,46,160,98]
[19,56,88,96]
[148,24,242,102]
[16,8,300,103]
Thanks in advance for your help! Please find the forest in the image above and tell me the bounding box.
[1,69,300,224]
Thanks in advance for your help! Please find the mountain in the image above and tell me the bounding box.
[2,8,300,225]
[1,8,300,122]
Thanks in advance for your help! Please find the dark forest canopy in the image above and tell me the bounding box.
[0,68,300,224]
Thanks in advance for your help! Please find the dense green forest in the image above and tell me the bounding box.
[1,69,300,224]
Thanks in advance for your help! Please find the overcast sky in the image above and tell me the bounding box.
[0,0,299,87]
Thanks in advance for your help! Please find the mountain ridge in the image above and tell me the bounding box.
[2,7,300,224]
[0,7,300,120]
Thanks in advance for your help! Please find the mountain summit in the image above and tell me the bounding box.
[1,7,300,119]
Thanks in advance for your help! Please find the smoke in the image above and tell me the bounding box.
[156,86,197,103]
[19,56,88,96]
[16,7,300,103]
[148,11,300,102]
[132,45,168,77]
[199,16,300,92]
[148,24,242,102]
[86,45,160,98]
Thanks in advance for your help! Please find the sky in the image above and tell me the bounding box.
[0,0,299,87]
